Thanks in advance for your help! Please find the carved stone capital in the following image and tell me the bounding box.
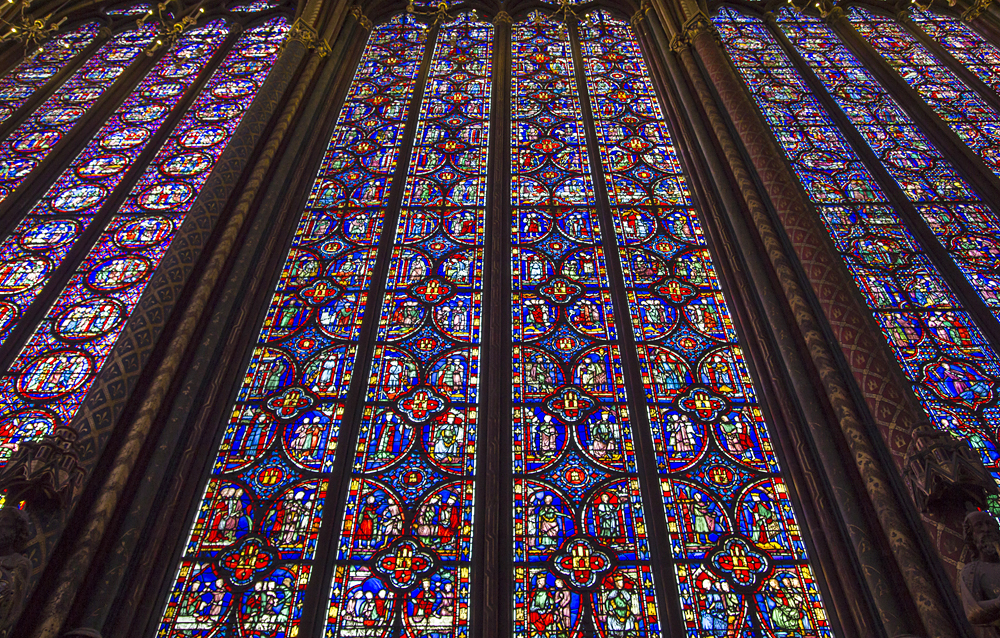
[670,11,718,51]
[349,5,373,31]
[963,0,993,21]
[903,426,998,513]
[0,427,84,509]
[286,17,331,56]
[492,10,512,25]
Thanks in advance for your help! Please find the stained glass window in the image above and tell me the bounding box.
[849,7,1000,182]
[716,7,1000,507]
[142,5,838,637]
[510,13,661,638]
[157,14,427,636]
[0,17,287,474]
[582,10,829,636]
[774,9,1000,319]
[908,8,1000,93]
[0,25,156,205]
[324,12,490,636]
[0,23,100,127]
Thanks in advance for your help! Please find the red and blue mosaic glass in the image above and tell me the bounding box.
[584,10,830,637]
[157,14,427,637]
[0,21,224,351]
[511,12,660,638]
[0,25,156,206]
[0,18,286,482]
[0,22,100,127]
[776,9,1000,321]
[717,7,1000,512]
[325,13,490,637]
[849,8,1000,187]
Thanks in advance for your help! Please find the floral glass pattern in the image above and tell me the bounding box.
[776,8,1000,319]
[0,22,100,127]
[0,21,222,351]
[717,7,1000,503]
[157,14,427,638]
[0,17,286,477]
[0,25,156,206]
[510,13,662,638]
[584,10,830,637]
[324,13,491,637]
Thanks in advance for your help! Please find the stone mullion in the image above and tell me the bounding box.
[564,13,680,637]
[662,3,968,637]
[634,8,890,637]
[66,10,347,636]
[474,12,509,638]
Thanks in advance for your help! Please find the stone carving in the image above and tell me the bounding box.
[0,426,85,509]
[904,426,997,514]
[961,511,1000,636]
[0,508,30,633]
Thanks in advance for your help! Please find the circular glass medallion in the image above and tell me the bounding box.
[175,43,212,59]
[196,101,242,122]
[229,60,266,76]
[161,152,212,177]
[51,184,105,212]
[138,182,193,210]
[115,216,174,247]
[17,65,57,82]
[39,106,85,126]
[12,130,60,153]
[160,61,201,79]
[106,45,142,62]
[101,127,150,150]
[19,219,79,250]
[244,42,278,58]
[121,103,167,124]
[63,86,104,103]
[55,298,124,340]
[87,255,151,290]
[212,78,255,99]
[180,126,226,149]
[0,158,37,180]
[17,350,93,399]
[0,257,47,294]
[84,65,124,82]
[141,82,184,100]
[76,154,128,179]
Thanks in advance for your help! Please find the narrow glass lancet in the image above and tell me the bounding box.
[0,22,222,352]
[510,13,662,637]
[157,14,427,636]
[0,23,100,127]
[716,7,1000,506]
[0,26,156,207]
[584,10,831,636]
[776,8,1000,319]
[849,7,1000,183]
[0,18,286,486]
[325,13,491,636]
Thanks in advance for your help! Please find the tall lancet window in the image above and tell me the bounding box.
[150,6,833,638]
